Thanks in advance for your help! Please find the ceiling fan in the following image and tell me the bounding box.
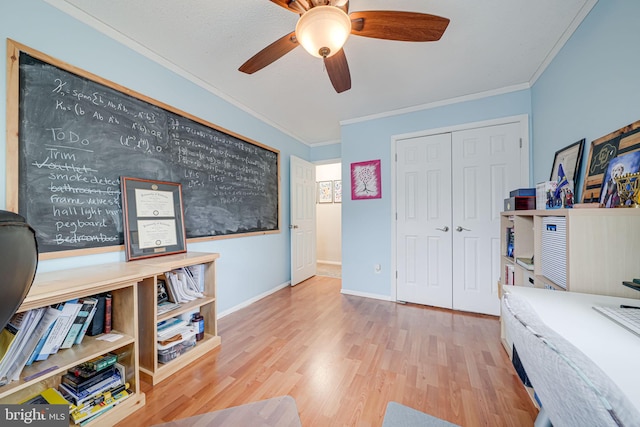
[238,0,450,93]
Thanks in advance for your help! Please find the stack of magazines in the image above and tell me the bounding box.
[164,267,204,303]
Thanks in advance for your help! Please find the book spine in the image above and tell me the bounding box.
[74,300,98,345]
[103,294,112,334]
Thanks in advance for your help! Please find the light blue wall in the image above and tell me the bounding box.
[340,90,532,298]
[0,0,310,314]
[310,143,341,162]
[531,0,640,199]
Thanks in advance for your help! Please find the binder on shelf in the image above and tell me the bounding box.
[73,297,99,345]
[0,308,46,384]
[86,294,107,337]
[62,298,98,349]
[26,307,61,366]
[36,301,82,360]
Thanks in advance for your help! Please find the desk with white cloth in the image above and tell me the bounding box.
[502,286,640,426]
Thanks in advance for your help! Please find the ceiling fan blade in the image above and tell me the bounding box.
[324,49,351,93]
[270,0,306,14]
[349,11,449,41]
[239,32,299,74]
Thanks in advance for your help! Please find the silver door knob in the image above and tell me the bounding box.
[289,224,299,229]
[436,226,449,232]
[456,226,471,232]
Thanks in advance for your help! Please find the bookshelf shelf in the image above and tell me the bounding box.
[156,296,216,323]
[0,333,135,400]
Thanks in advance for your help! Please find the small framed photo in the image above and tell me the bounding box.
[550,138,585,193]
[333,180,342,203]
[351,159,381,200]
[121,177,187,261]
[599,151,640,207]
[317,181,333,203]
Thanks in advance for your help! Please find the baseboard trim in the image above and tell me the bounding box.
[317,260,342,266]
[218,281,291,319]
[340,288,394,302]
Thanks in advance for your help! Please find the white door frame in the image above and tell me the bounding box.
[390,114,530,301]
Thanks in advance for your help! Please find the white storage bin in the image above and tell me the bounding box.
[157,328,197,364]
[541,216,567,289]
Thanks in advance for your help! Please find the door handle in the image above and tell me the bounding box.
[436,226,449,232]
[289,224,299,229]
[456,226,471,232]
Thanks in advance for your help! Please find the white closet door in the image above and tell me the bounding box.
[451,122,523,315]
[396,133,453,308]
[395,121,526,315]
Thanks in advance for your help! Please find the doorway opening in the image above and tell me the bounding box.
[316,162,342,278]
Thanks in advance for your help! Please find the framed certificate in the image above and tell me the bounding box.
[121,177,186,261]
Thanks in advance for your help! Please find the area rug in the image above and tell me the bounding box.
[153,395,302,427]
[382,402,460,427]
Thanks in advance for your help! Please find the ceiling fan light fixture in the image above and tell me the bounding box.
[295,5,351,58]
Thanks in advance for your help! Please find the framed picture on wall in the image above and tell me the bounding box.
[317,181,333,203]
[351,159,381,200]
[333,180,342,203]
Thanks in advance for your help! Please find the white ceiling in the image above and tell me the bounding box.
[48,0,596,146]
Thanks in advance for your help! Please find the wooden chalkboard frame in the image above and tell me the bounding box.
[6,39,280,259]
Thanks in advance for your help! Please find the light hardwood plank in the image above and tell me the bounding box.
[117,276,537,426]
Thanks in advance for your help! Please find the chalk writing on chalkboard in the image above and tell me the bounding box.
[7,40,279,257]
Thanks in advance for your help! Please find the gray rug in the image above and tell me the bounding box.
[382,402,460,427]
[153,395,302,427]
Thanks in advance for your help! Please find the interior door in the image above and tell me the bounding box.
[290,156,316,286]
[396,121,525,315]
[451,123,523,315]
[396,133,453,308]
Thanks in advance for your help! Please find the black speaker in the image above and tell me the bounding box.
[0,210,38,331]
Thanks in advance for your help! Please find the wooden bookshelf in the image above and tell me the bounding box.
[499,208,640,354]
[135,252,221,385]
[0,251,221,425]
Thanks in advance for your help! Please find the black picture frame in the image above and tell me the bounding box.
[121,177,186,261]
[550,138,585,193]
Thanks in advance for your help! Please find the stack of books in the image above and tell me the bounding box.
[58,354,132,424]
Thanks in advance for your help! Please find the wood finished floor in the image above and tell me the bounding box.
[117,276,537,427]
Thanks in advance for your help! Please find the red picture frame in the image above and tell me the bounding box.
[351,159,382,200]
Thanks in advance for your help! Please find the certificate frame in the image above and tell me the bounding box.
[121,177,186,261]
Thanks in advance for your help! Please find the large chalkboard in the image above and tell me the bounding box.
[7,41,279,257]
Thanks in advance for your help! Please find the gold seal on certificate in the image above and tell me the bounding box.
[137,220,178,249]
